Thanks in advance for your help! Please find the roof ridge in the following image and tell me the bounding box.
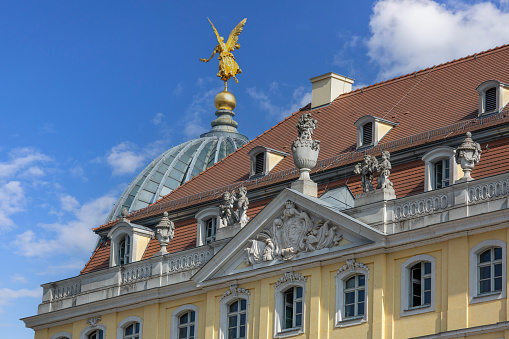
[339,43,509,97]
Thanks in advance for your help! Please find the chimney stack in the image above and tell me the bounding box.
[310,73,354,109]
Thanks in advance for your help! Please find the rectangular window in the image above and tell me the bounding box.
[410,262,432,308]
[434,159,449,189]
[283,286,303,330]
[478,247,503,295]
[344,274,365,319]
[205,218,217,244]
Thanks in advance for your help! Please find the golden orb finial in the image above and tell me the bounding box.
[215,91,237,111]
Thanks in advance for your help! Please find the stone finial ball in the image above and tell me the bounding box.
[466,132,472,138]
[215,91,236,111]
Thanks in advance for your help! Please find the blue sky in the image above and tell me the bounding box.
[1,0,509,337]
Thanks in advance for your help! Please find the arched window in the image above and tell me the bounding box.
[274,272,306,337]
[401,254,436,317]
[469,240,506,304]
[117,316,143,339]
[227,299,247,339]
[205,218,217,244]
[80,325,106,339]
[335,260,369,327]
[219,285,250,339]
[88,330,103,339]
[422,147,459,191]
[171,305,199,339]
[118,235,130,265]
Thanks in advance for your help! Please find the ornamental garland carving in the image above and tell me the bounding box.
[336,259,369,276]
[275,272,307,289]
[245,200,342,264]
[86,316,102,326]
[220,284,250,301]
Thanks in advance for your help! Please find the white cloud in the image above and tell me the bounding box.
[182,88,219,138]
[70,165,87,181]
[0,181,25,231]
[151,112,164,125]
[106,142,145,176]
[60,194,80,212]
[10,275,27,284]
[247,85,311,120]
[0,148,50,179]
[173,83,184,96]
[0,287,42,312]
[13,194,116,257]
[367,0,509,80]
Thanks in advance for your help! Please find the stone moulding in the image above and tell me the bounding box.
[395,195,448,220]
[220,284,250,302]
[167,250,212,273]
[468,179,509,203]
[275,272,307,289]
[336,258,369,276]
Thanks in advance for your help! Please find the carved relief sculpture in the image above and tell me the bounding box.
[292,113,320,182]
[246,200,342,264]
[354,155,378,192]
[154,211,175,255]
[455,132,482,182]
[376,151,393,189]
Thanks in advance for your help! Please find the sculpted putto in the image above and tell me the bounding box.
[219,187,250,227]
[200,18,247,91]
[246,200,342,264]
[354,152,394,192]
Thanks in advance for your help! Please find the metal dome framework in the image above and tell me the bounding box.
[106,134,248,222]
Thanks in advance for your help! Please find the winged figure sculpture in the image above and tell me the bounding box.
[200,17,247,91]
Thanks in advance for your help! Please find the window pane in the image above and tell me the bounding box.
[296,287,303,299]
[358,275,365,287]
[125,324,133,335]
[180,313,188,325]
[296,301,302,314]
[179,327,187,339]
[229,315,237,328]
[424,277,431,291]
[495,263,502,277]
[412,293,421,307]
[345,291,355,304]
[296,313,302,327]
[494,247,502,260]
[135,323,140,333]
[190,311,195,322]
[228,328,236,339]
[240,325,246,338]
[240,299,247,310]
[229,301,238,313]
[424,262,431,275]
[240,313,246,325]
[424,291,431,305]
[358,301,365,315]
[480,279,491,293]
[495,277,503,292]
[190,325,195,337]
[345,277,355,289]
[480,266,491,279]
[357,289,365,302]
[345,304,355,318]
[412,266,421,280]
[480,250,491,263]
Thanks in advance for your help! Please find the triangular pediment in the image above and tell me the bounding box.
[193,188,385,285]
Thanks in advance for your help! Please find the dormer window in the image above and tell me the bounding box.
[205,217,217,244]
[195,207,221,246]
[354,116,397,149]
[422,146,462,192]
[248,146,289,178]
[477,80,509,116]
[433,158,450,189]
[107,219,153,267]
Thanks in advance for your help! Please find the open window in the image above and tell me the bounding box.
[195,207,221,246]
[274,272,306,338]
[401,254,436,317]
[422,146,463,192]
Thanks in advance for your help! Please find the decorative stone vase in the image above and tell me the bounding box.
[154,211,175,256]
[455,132,482,182]
[292,141,320,181]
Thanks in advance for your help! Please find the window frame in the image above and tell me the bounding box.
[79,325,106,339]
[170,304,199,339]
[219,286,250,339]
[274,272,307,338]
[422,147,459,192]
[335,261,369,327]
[400,254,436,317]
[116,316,143,339]
[469,240,507,304]
[476,80,506,116]
[195,207,221,246]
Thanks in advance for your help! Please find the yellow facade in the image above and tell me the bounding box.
[36,228,509,339]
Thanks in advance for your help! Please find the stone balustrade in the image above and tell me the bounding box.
[39,245,215,314]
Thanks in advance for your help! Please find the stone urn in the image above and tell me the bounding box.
[292,140,320,180]
[454,132,482,182]
[154,211,175,256]
[292,113,320,181]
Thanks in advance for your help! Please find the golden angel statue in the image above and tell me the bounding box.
[200,17,247,91]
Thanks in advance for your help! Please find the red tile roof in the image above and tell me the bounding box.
[81,239,110,274]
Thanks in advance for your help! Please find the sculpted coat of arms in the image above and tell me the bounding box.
[246,200,343,264]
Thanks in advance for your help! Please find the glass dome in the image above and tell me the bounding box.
[106,101,248,222]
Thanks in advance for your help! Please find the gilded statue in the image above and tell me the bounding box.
[200,18,247,91]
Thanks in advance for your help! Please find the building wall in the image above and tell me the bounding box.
[36,227,509,339]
